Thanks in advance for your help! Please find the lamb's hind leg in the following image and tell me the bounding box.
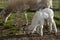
[52,18,57,34]
[49,19,53,33]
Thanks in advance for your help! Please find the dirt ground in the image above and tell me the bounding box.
[0,27,60,40]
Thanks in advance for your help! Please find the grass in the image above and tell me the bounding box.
[54,11,60,27]
[0,0,60,35]
[3,12,35,35]
[4,12,60,27]
[2,11,60,35]
[53,0,59,8]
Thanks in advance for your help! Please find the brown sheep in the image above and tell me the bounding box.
[0,0,52,26]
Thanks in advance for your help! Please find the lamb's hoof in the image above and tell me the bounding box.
[38,34,43,37]
[53,32,57,36]
[27,31,32,34]
[37,32,43,37]
[50,31,57,36]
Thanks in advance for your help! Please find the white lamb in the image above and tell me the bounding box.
[28,8,57,36]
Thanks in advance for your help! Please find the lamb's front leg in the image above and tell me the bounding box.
[28,23,38,34]
[28,15,38,34]
[32,24,40,33]
[37,19,44,36]
[40,23,44,36]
